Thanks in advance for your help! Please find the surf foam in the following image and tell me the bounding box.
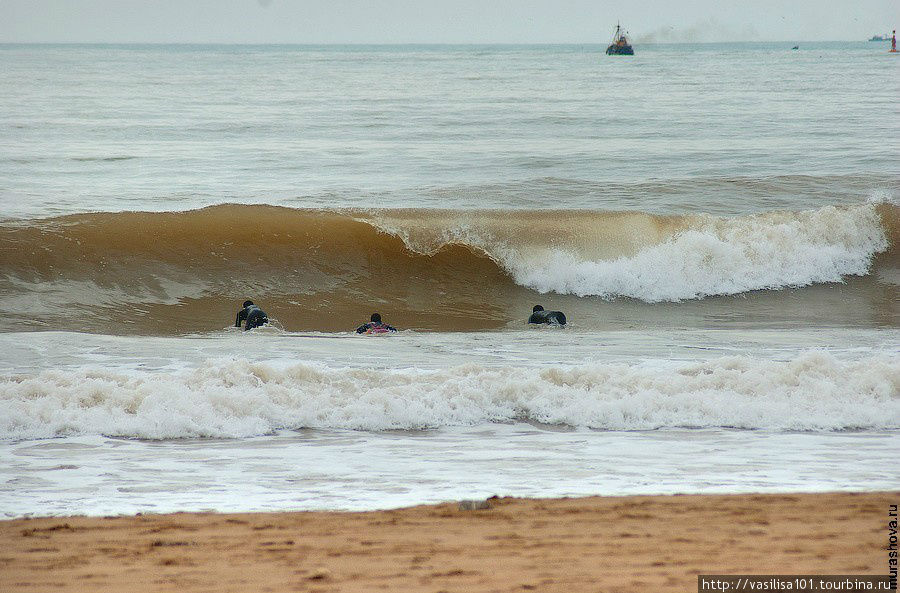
[502,203,890,301]
[2,351,896,440]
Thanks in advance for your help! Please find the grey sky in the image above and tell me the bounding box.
[1,0,896,43]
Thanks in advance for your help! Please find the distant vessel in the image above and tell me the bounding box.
[868,34,889,41]
[606,23,634,55]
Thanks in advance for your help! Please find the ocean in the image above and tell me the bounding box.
[0,42,897,517]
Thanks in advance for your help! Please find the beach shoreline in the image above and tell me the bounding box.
[2,491,895,592]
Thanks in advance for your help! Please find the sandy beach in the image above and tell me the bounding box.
[1,491,895,592]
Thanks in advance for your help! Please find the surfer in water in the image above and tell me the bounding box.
[235,300,269,330]
[356,313,397,334]
[528,305,566,326]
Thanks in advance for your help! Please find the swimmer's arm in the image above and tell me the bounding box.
[356,324,368,334]
[235,309,247,327]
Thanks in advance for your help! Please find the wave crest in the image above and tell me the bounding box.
[506,204,890,300]
[0,203,894,333]
[1,352,896,440]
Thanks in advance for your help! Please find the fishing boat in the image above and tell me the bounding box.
[606,23,634,55]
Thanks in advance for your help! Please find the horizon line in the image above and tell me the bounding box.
[0,39,875,46]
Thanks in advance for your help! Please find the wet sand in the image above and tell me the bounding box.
[1,492,895,593]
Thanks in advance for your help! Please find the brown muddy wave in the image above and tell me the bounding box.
[0,203,896,334]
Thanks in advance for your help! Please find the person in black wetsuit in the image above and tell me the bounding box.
[356,312,397,334]
[235,300,269,330]
[528,305,566,326]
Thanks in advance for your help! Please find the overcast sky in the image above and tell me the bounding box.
[1,0,897,44]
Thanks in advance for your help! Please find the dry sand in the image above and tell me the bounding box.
[1,492,895,592]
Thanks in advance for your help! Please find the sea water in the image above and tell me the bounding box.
[0,43,897,517]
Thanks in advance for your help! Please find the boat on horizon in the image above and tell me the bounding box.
[868,34,889,41]
[606,23,634,55]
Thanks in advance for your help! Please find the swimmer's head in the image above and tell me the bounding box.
[532,305,544,312]
[243,300,254,308]
[370,313,382,323]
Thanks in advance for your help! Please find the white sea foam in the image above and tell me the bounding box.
[368,202,891,302]
[1,351,896,440]
[505,204,889,301]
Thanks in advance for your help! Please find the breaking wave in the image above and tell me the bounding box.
[1,351,897,440]
[0,202,895,333]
